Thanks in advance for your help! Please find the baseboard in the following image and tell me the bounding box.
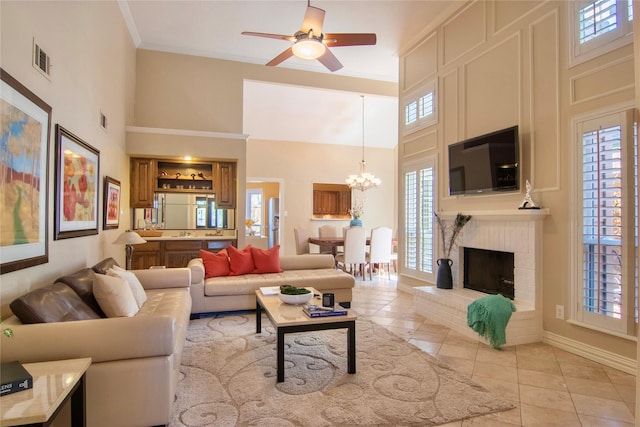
[543,331,637,375]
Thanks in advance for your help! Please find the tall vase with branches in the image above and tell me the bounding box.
[434,212,472,289]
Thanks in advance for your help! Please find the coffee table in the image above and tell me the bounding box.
[255,287,357,382]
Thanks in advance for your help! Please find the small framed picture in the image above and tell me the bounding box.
[103,176,121,230]
[54,125,100,240]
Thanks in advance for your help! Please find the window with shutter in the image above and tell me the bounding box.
[403,158,436,280]
[575,109,637,336]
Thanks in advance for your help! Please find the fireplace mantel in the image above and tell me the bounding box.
[416,208,548,345]
[438,208,550,221]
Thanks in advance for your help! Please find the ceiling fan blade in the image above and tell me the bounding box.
[317,48,343,72]
[241,31,296,42]
[323,33,377,47]
[266,47,294,67]
[301,5,325,34]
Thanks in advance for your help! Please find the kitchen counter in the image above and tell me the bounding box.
[142,235,236,241]
[130,235,237,269]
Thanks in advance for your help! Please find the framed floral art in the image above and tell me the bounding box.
[54,125,100,240]
[103,176,121,230]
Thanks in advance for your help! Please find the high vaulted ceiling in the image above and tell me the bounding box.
[119,1,461,147]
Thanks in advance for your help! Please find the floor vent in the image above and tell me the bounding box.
[33,41,51,78]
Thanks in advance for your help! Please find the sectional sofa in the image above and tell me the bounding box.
[0,258,192,427]
[188,253,355,315]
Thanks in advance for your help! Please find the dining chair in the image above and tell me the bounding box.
[294,226,310,255]
[366,226,393,279]
[335,227,367,278]
[318,225,338,254]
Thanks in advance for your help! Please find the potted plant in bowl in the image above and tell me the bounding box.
[434,212,472,289]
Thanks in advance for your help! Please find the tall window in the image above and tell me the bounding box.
[402,80,437,135]
[571,0,633,65]
[403,158,436,280]
[575,109,637,335]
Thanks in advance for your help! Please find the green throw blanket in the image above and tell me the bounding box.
[467,294,516,349]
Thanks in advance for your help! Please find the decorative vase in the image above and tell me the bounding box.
[350,218,363,227]
[436,258,453,289]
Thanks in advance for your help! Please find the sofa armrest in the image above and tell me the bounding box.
[187,258,205,284]
[131,267,191,290]
[0,315,175,364]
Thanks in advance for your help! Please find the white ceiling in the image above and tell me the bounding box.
[119,0,460,147]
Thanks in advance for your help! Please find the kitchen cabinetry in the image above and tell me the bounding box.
[129,158,237,209]
[130,238,237,269]
[130,241,161,269]
[163,240,202,267]
[313,189,351,216]
[131,158,156,208]
[216,162,236,208]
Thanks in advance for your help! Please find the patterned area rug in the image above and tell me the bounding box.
[170,313,514,426]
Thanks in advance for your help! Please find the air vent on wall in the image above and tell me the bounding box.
[100,111,108,130]
[32,40,51,78]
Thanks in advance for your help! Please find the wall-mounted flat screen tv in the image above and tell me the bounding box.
[448,125,519,196]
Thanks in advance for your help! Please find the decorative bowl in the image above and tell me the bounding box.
[278,290,313,305]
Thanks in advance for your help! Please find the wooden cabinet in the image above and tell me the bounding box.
[129,157,237,209]
[131,158,156,208]
[130,239,237,269]
[164,240,202,268]
[313,188,351,216]
[216,162,236,208]
[130,241,161,269]
[337,191,351,216]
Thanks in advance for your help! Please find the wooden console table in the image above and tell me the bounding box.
[1,357,91,426]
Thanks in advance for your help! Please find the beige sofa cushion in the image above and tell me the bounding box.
[204,269,353,297]
[94,274,139,317]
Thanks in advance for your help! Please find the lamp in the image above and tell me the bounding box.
[113,230,147,270]
[345,96,382,191]
[292,37,326,59]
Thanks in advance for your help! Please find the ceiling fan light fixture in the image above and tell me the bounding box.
[292,38,326,60]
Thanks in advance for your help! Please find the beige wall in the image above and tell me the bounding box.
[0,1,136,318]
[398,0,636,360]
[133,50,399,256]
[247,139,396,256]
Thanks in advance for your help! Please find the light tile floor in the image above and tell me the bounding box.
[351,272,636,426]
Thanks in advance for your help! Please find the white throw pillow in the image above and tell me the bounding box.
[107,267,148,308]
[94,274,139,317]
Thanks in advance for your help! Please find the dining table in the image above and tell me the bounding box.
[308,236,371,257]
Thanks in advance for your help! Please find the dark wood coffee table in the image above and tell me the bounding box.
[255,287,356,382]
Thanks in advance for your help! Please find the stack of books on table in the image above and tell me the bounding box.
[1,361,33,396]
[302,304,347,318]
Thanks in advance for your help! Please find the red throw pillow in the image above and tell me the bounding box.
[228,245,255,276]
[251,245,283,273]
[200,249,230,279]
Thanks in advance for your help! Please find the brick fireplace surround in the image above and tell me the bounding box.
[414,209,549,346]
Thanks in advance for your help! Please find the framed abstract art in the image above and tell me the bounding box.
[0,69,52,274]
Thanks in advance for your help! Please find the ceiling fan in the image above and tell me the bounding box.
[241,1,376,72]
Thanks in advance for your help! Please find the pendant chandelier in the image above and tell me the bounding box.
[345,96,381,191]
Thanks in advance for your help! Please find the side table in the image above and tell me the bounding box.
[1,357,91,427]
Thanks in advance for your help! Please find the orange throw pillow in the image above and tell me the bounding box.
[228,245,255,276]
[251,245,282,273]
[200,249,230,279]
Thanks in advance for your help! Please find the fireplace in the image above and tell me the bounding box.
[463,247,514,300]
[413,209,548,345]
